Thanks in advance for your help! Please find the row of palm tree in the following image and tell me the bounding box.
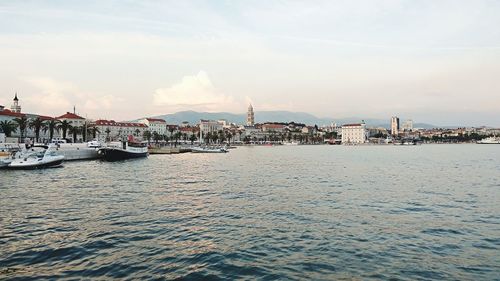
[0,117,99,143]
[143,130,199,147]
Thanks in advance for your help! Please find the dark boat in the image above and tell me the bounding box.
[98,141,148,161]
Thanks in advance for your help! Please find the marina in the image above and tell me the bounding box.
[1,1,500,280]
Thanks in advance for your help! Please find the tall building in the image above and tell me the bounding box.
[11,93,21,113]
[247,104,255,126]
[341,123,367,144]
[402,119,413,132]
[391,116,400,136]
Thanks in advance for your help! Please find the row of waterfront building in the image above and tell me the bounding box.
[1,94,498,145]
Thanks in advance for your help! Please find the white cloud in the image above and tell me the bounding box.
[21,77,124,118]
[153,71,240,112]
[23,77,74,114]
[84,95,123,111]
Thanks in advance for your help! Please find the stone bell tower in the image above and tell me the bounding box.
[246,103,255,126]
[11,93,21,113]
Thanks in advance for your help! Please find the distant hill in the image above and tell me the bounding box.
[137,110,437,129]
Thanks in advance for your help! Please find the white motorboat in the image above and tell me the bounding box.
[0,156,14,168]
[477,137,500,144]
[87,140,102,148]
[191,146,228,153]
[0,144,23,169]
[7,145,64,169]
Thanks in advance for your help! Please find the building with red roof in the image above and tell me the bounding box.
[262,123,285,132]
[57,112,85,120]
[138,117,167,136]
[93,119,147,142]
[0,108,26,119]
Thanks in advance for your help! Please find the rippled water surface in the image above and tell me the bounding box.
[1,145,499,280]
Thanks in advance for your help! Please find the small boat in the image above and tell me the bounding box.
[7,145,64,170]
[191,146,228,153]
[477,137,500,144]
[87,140,102,148]
[0,144,21,168]
[0,155,14,168]
[98,140,148,161]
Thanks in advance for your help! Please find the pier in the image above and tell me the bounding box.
[56,144,100,161]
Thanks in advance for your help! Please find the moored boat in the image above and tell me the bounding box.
[191,146,228,153]
[477,137,500,144]
[98,140,148,161]
[87,140,102,148]
[7,145,64,170]
[0,144,22,168]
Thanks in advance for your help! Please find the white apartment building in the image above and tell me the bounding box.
[341,123,367,144]
[138,118,167,135]
[94,120,147,142]
[199,120,223,141]
[391,116,400,136]
[402,119,413,132]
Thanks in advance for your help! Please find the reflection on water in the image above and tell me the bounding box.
[1,145,499,280]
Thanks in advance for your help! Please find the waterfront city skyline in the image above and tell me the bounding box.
[1,1,500,126]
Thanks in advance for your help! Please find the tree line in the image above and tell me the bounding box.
[0,117,99,143]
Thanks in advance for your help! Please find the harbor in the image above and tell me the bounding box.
[1,1,500,280]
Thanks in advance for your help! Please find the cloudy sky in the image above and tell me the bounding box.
[1,0,499,126]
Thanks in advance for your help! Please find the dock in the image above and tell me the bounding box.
[148,147,192,154]
[56,144,100,161]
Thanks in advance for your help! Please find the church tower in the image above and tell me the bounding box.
[246,103,255,126]
[11,93,21,113]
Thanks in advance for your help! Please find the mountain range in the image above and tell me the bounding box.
[139,110,437,129]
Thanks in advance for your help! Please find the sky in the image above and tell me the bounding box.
[0,0,499,126]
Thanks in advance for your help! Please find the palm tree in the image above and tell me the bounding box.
[189,134,197,145]
[44,119,61,142]
[225,131,233,144]
[152,131,160,144]
[211,131,219,144]
[143,130,152,145]
[0,120,18,137]
[168,126,176,139]
[69,126,81,143]
[29,117,47,143]
[105,127,111,142]
[58,120,72,140]
[88,125,100,140]
[218,130,226,144]
[13,116,28,142]
[81,121,91,142]
[205,132,211,144]
[174,131,182,147]
[191,127,198,142]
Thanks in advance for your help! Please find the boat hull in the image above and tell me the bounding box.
[191,147,228,153]
[7,159,64,170]
[99,148,148,161]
